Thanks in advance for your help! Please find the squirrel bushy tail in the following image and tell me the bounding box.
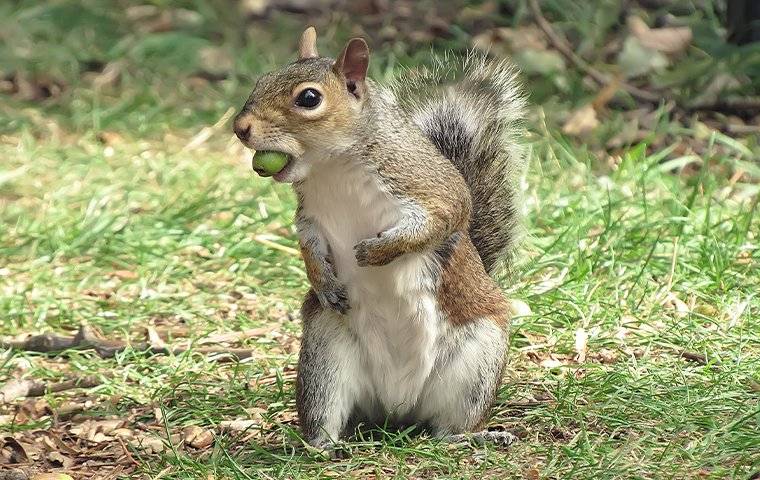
[388,54,526,275]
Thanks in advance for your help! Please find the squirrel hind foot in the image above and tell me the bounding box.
[442,430,518,448]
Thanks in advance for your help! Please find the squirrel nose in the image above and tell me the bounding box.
[233,115,252,142]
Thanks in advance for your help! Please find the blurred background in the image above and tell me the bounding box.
[1,1,759,479]
[1,0,759,139]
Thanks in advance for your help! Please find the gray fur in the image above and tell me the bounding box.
[386,54,527,275]
[298,290,509,445]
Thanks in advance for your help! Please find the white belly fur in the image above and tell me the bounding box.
[299,161,440,415]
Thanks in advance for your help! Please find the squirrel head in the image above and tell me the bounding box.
[233,27,371,183]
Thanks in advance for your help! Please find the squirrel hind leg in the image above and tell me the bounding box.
[296,291,365,448]
[416,315,508,435]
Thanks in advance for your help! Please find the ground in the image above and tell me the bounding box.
[1,1,759,479]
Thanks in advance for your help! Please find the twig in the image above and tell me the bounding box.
[183,107,236,152]
[252,234,301,257]
[528,0,662,104]
[688,96,760,114]
[0,376,101,404]
[2,325,258,363]
[117,436,139,467]
[197,326,275,345]
[501,400,550,408]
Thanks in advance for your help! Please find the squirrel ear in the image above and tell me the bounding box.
[298,26,319,59]
[333,38,369,99]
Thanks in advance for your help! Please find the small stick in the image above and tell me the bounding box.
[688,97,760,114]
[1,376,101,404]
[2,325,258,363]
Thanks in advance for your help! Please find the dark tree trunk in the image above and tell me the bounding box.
[727,0,760,45]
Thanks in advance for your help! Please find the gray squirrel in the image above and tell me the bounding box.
[233,27,525,451]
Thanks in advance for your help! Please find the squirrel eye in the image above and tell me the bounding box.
[295,88,322,109]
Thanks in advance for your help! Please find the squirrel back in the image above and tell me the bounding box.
[387,55,526,275]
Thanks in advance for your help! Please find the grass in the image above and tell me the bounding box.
[1,1,759,479]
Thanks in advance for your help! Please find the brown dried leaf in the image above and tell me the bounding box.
[219,419,259,432]
[562,105,599,137]
[1,436,29,464]
[46,451,74,468]
[69,419,125,443]
[129,436,164,454]
[92,61,124,90]
[198,47,233,77]
[111,428,134,440]
[96,131,124,146]
[662,293,689,318]
[183,426,214,449]
[109,270,138,280]
[31,475,74,480]
[0,380,33,404]
[628,16,692,55]
[539,358,564,369]
[525,466,541,480]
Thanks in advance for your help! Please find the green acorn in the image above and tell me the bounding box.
[252,151,290,177]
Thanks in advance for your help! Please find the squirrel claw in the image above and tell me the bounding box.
[305,439,351,460]
[316,284,350,314]
[443,430,517,448]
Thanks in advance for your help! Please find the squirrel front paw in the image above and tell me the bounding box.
[353,235,403,267]
[315,281,350,314]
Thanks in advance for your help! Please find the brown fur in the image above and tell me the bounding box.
[438,234,510,326]
[300,289,321,323]
[300,240,326,290]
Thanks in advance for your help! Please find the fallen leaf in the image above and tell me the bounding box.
[219,419,259,432]
[109,270,138,280]
[726,298,750,328]
[1,436,28,464]
[46,451,74,468]
[595,348,618,364]
[628,16,692,55]
[617,36,668,78]
[539,358,564,369]
[129,436,164,454]
[471,26,547,55]
[69,419,125,443]
[96,131,124,146]
[240,0,270,17]
[111,428,134,440]
[31,475,74,480]
[515,50,565,75]
[0,379,34,403]
[91,61,124,90]
[198,47,233,77]
[562,105,599,137]
[525,467,541,480]
[508,299,532,317]
[662,293,689,318]
[183,426,214,449]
